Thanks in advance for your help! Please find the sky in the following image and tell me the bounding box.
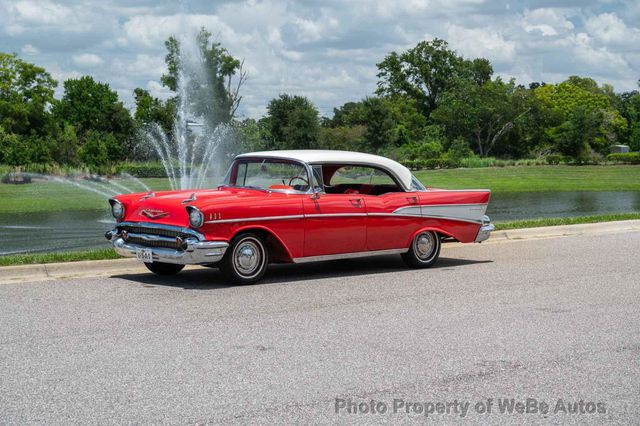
[1,0,639,119]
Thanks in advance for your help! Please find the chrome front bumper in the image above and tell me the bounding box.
[475,215,495,243]
[109,233,228,265]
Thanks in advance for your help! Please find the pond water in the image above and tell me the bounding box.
[1,191,638,255]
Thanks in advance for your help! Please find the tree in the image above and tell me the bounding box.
[0,53,57,135]
[53,76,134,162]
[376,39,493,116]
[432,78,530,157]
[52,123,79,165]
[79,131,121,168]
[319,125,366,151]
[161,28,246,125]
[53,76,134,138]
[327,102,367,128]
[133,88,175,134]
[265,94,320,150]
[617,90,640,150]
[534,77,628,155]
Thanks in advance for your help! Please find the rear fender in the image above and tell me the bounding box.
[405,226,457,247]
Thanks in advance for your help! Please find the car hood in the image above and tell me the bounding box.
[115,187,275,227]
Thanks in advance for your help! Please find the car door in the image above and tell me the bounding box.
[365,191,423,251]
[302,193,367,257]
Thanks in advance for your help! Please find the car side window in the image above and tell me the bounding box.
[311,165,324,192]
[325,165,402,196]
[330,166,396,186]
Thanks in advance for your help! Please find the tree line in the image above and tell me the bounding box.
[1,30,639,172]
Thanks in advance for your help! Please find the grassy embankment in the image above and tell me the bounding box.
[1,165,639,265]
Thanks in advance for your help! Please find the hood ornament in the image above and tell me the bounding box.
[181,192,197,204]
[140,191,155,200]
[141,209,169,220]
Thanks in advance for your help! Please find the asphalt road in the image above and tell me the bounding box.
[1,231,639,424]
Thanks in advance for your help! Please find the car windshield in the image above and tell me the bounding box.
[222,159,310,192]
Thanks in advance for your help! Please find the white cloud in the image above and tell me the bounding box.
[12,0,70,25]
[584,13,639,44]
[1,0,639,116]
[21,43,38,55]
[72,53,104,67]
[447,25,516,63]
[522,8,574,37]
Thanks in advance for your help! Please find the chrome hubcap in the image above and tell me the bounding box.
[233,240,262,277]
[415,232,435,260]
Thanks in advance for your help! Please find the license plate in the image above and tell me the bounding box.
[136,248,153,263]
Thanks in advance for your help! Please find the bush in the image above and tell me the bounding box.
[115,162,169,178]
[607,153,640,164]
[544,154,564,165]
[400,157,460,170]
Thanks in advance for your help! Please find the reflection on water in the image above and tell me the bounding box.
[0,191,638,255]
[487,191,640,221]
[0,210,114,255]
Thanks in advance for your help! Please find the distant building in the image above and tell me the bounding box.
[610,145,630,154]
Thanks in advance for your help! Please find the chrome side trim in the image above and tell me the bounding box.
[205,205,488,225]
[205,214,304,224]
[393,203,488,225]
[292,248,407,263]
[305,213,368,218]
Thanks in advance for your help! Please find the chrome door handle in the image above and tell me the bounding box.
[406,196,418,204]
[350,198,363,207]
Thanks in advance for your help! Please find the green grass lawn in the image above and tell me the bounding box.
[0,177,171,214]
[1,165,639,215]
[414,165,640,192]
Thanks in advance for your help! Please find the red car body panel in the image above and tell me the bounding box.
[113,186,490,262]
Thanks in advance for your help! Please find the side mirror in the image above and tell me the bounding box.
[310,188,321,200]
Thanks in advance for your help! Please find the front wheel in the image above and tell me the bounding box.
[144,262,185,276]
[402,231,441,268]
[220,233,268,284]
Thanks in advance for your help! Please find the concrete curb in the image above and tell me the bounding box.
[2,220,639,284]
[486,219,640,243]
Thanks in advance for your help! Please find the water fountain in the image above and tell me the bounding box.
[1,31,237,255]
[141,31,234,190]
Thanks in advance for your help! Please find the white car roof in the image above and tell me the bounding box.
[236,150,413,189]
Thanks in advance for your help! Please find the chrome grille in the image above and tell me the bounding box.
[121,225,182,238]
[126,235,180,249]
[115,222,201,249]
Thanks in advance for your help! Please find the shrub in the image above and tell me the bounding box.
[400,157,460,170]
[544,154,564,165]
[115,162,169,178]
[607,153,640,164]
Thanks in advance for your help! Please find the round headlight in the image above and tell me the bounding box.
[188,207,204,228]
[110,199,124,220]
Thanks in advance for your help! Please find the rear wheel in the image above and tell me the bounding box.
[144,262,185,276]
[402,231,441,268]
[220,233,268,284]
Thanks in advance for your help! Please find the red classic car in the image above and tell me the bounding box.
[105,150,494,284]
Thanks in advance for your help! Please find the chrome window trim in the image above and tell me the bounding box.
[227,156,314,194]
[310,161,409,191]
